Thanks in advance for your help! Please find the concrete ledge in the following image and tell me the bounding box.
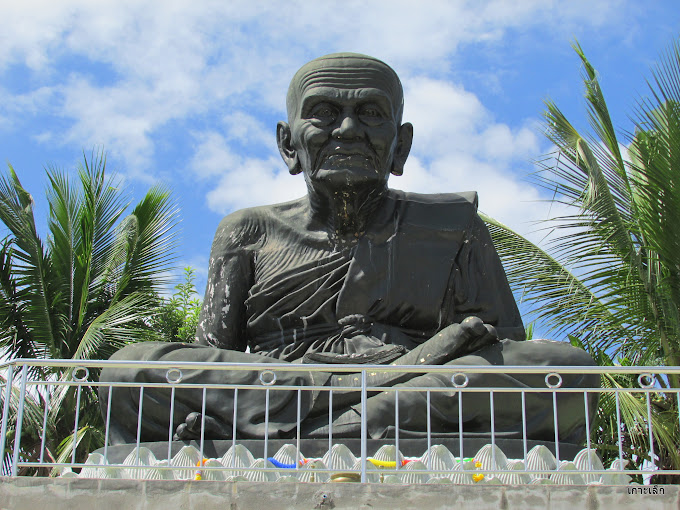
[2,477,678,510]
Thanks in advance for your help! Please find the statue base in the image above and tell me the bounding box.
[96,438,585,464]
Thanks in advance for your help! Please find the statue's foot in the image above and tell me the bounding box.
[173,412,231,441]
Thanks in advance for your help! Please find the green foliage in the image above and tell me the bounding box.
[0,150,178,472]
[151,267,202,343]
[482,39,680,479]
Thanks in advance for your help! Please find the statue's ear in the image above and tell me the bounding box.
[277,121,302,175]
[390,122,413,176]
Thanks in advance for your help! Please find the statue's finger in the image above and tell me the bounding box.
[484,324,498,339]
[460,316,486,337]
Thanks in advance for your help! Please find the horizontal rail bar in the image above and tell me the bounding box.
[3,358,680,375]
[10,378,677,394]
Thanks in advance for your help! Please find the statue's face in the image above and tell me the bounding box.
[278,55,412,190]
[291,84,399,187]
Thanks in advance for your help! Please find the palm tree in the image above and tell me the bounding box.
[0,150,178,473]
[481,40,680,481]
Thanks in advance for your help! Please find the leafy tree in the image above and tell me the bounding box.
[481,40,680,481]
[151,266,202,343]
[0,151,178,473]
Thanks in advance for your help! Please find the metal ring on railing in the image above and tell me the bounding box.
[166,368,183,384]
[259,370,277,386]
[638,373,655,388]
[545,372,563,389]
[451,372,469,388]
[72,367,89,382]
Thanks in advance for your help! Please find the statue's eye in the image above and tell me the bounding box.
[309,104,336,121]
[358,104,385,122]
[360,107,380,117]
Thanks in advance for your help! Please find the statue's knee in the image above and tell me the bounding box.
[100,343,153,384]
[528,339,596,366]
[566,343,597,367]
[536,341,600,388]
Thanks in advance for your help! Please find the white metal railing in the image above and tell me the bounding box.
[1,359,679,484]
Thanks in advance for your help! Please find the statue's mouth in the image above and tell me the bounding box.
[317,145,377,170]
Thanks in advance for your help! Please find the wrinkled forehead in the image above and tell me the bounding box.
[287,53,404,121]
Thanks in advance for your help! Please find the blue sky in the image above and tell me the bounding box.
[0,1,678,332]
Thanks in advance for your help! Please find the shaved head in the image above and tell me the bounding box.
[286,53,404,124]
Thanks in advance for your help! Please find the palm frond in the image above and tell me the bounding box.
[51,425,104,477]
[71,292,159,362]
[112,185,178,300]
[0,167,60,357]
[70,152,129,348]
[0,238,40,362]
[481,213,629,352]
[45,169,81,350]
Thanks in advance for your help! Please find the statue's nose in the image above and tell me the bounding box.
[332,113,362,140]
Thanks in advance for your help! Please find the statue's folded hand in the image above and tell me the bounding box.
[427,316,499,364]
[457,316,499,355]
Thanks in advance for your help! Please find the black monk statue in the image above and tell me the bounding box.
[100,53,598,445]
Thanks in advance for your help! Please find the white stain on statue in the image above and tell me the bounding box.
[222,284,230,315]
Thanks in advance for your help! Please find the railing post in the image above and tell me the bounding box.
[521,390,528,468]
[489,390,496,468]
[11,365,29,476]
[167,385,176,465]
[394,389,399,473]
[552,390,560,465]
[199,387,207,463]
[0,364,15,472]
[457,390,463,462]
[296,388,301,470]
[264,387,270,464]
[646,391,655,470]
[104,384,112,464]
[39,383,51,465]
[134,386,144,468]
[426,390,431,471]
[615,390,623,462]
[231,388,238,468]
[584,391,592,471]
[328,389,333,469]
[360,369,367,483]
[71,383,83,466]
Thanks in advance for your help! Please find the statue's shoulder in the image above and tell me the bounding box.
[390,189,479,209]
[213,197,307,248]
[387,189,479,230]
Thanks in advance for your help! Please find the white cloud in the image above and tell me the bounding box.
[404,77,540,162]
[0,0,627,173]
[222,111,275,150]
[0,0,636,240]
[206,159,306,214]
[190,131,241,179]
[190,131,305,214]
[0,86,54,122]
[390,76,545,234]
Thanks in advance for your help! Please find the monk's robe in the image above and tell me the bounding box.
[99,190,598,445]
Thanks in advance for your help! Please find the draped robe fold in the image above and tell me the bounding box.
[100,190,597,445]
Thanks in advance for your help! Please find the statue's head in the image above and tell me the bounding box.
[277,53,413,190]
